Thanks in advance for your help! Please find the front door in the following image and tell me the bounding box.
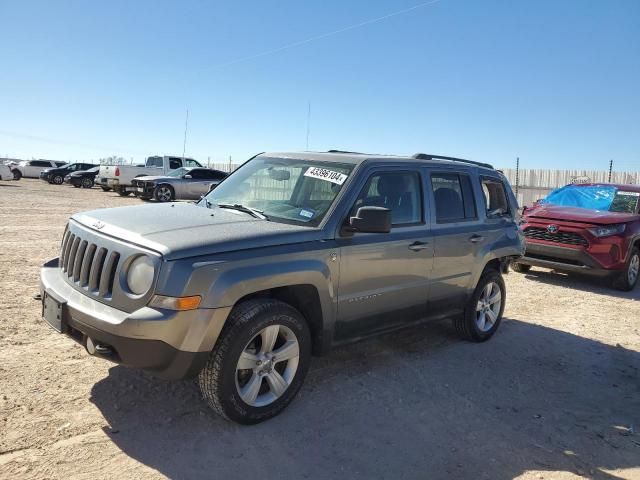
[336,169,433,340]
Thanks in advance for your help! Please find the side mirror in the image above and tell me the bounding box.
[183,174,192,179]
[348,206,391,234]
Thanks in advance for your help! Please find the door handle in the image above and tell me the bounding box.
[469,235,485,244]
[408,241,430,251]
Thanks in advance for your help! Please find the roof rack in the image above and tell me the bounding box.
[412,153,493,169]
[326,149,365,154]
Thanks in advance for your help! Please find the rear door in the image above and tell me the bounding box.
[427,169,485,312]
[336,167,433,340]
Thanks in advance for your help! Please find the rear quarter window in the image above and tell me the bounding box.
[481,177,511,217]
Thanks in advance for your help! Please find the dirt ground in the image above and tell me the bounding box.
[0,178,638,480]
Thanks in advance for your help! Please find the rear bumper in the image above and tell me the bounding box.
[519,242,620,277]
[40,257,231,379]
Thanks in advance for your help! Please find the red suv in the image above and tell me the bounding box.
[512,183,640,291]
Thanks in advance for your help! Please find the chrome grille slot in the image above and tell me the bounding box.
[63,234,76,272]
[89,247,107,292]
[99,252,120,297]
[60,230,71,267]
[67,236,81,274]
[79,243,96,287]
[72,240,88,282]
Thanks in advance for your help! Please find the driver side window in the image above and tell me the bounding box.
[351,171,422,226]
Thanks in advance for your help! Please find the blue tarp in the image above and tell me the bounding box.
[542,185,617,211]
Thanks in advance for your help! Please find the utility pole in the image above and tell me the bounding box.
[182,109,189,162]
[228,155,232,172]
[306,102,311,150]
[608,159,613,183]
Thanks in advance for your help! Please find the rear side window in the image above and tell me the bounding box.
[169,158,182,169]
[32,161,49,167]
[185,159,201,167]
[431,173,477,223]
[481,178,510,217]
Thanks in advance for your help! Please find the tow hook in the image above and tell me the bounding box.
[86,337,114,356]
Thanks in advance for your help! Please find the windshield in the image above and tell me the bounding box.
[200,156,354,226]
[542,185,640,214]
[167,167,191,178]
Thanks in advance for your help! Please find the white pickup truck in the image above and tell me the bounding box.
[98,155,202,195]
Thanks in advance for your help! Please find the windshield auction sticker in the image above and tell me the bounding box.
[304,167,348,185]
[617,191,640,196]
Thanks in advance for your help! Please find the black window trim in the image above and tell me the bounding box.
[430,171,479,225]
[480,175,511,218]
[348,169,425,228]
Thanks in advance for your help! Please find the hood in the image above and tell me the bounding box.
[71,202,322,260]
[525,204,639,225]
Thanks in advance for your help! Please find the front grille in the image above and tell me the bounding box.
[524,227,589,247]
[59,230,120,298]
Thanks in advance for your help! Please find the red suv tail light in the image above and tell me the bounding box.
[115,167,120,177]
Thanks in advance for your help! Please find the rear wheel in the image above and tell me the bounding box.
[100,186,111,192]
[612,247,640,291]
[116,187,131,197]
[454,269,506,342]
[511,262,531,274]
[73,184,81,188]
[154,184,174,202]
[81,177,94,188]
[51,175,64,185]
[12,170,21,180]
[198,299,311,424]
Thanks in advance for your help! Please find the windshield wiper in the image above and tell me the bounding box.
[217,203,269,220]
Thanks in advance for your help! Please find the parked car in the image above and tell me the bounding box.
[513,183,640,291]
[40,150,523,424]
[65,166,100,188]
[14,159,67,179]
[131,167,228,201]
[0,164,16,181]
[98,156,202,196]
[40,163,96,185]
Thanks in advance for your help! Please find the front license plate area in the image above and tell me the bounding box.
[43,292,66,333]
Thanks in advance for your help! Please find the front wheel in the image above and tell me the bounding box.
[51,175,64,185]
[101,186,111,192]
[198,299,311,424]
[454,269,506,342]
[116,188,131,197]
[154,184,174,202]
[612,247,640,292]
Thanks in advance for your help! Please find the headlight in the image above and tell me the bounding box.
[588,224,626,238]
[126,255,155,295]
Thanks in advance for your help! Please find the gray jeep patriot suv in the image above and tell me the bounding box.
[40,151,524,424]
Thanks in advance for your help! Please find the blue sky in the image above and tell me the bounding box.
[1,0,638,170]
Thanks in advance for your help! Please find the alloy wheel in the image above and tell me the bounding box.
[156,186,172,202]
[475,281,502,332]
[235,324,300,407]
[628,254,639,285]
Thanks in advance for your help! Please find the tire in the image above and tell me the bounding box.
[198,299,311,424]
[612,247,640,292]
[511,262,531,274]
[51,175,64,185]
[101,186,112,192]
[454,269,506,342]
[116,188,131,197]
[154,184,174,202]
[12,170,21,180]
[73,184,81,188]
[81,177,94,188]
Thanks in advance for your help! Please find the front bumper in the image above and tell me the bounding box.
[519,242,620,277]
[40,258,231,379]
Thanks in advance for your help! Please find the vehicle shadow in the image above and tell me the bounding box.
[0,183,20,187]
[90,319,639,480]
[520,268,640,300]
